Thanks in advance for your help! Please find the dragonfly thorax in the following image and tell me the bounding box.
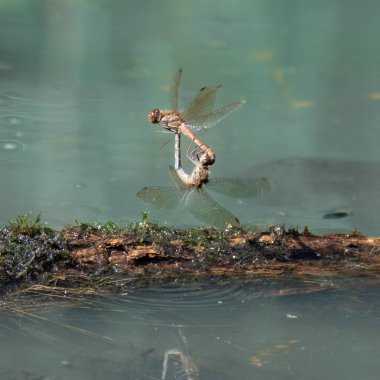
[159,110,182,131]
[191,165,209,187]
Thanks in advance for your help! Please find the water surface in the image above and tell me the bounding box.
[1,277,379,379]
[1,0,380,233]
[1,3,379,380]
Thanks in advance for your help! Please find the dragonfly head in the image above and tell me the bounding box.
[148,109,161,124]
[199,153,215,166]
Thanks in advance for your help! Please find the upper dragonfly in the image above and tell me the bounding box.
[148,69,245,166]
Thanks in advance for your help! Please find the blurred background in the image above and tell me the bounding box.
[1,0,380,233]
[1,3,380,379]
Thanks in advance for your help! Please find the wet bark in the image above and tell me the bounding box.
[62,225,380,278]
[1,221,380,291]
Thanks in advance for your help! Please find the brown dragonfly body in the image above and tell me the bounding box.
[148,69,245,167]
[140,70,270,228]
[148,108,216,165]
[173,133,212,190]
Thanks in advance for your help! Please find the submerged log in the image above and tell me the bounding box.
[1,215,379,291]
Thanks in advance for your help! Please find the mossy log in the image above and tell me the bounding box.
[62,225,380,277]
[1,216,379,291]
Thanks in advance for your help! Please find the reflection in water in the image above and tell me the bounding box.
[161,328,199,380]
[1,278,379,380]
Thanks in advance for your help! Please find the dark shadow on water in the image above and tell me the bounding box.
[245,157,380,235]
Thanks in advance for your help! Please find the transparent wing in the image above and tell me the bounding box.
[185,101,245,131]
[137,186,182,209]
[181,85,222,122]
[184,187,240,228]
[206,177,271,198]
[169,69,182,111]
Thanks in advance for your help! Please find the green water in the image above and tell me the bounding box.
[1,0,380,233]
[1,3,380,377]
[1,278,380,379]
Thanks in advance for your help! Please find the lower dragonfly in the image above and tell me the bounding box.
[137,134,271,229]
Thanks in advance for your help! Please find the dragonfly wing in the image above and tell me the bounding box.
[184,187,240,228]
[186,100,245,131]
[169,69,182,111]
[137,186,182,209]
[206,177,271,198]
[181,85,222,123]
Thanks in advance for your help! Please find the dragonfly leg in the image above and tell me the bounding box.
[186,139,202,166]
[189,145,213,168]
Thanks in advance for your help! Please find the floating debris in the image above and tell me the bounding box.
[250,339,299,367]
[323,208,353,219]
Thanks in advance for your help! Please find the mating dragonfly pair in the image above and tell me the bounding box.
[138,70,270,228]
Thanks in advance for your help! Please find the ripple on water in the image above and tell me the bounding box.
[74,183,87,189]
[0,115,27,128]
[117,277,337,316]
[0,94,14,108]
[120,280,260,313]
[0,139,24,154]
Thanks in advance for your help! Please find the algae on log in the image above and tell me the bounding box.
[1,216,380,289]
[61,225,380,278]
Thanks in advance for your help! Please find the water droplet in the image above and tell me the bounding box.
[8,117,21,125]
[0,139,24,152]
[2,115,23,127]
[3,142,16,150]
[74,183,86,189]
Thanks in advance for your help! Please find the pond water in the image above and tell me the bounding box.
[0,0,380,234]
[1,2,380,379]
[1,277,380,379]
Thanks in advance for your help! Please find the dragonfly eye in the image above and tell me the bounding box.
[148,109,161,124]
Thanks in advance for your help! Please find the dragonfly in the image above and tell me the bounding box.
[148,69,245,167]
[137,134,271,229]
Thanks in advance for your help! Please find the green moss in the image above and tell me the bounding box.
[124,212,173,245]
[8,214,45,236]
[74,219,120,233]
[0,214,72,283]
[182,227,219,245]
